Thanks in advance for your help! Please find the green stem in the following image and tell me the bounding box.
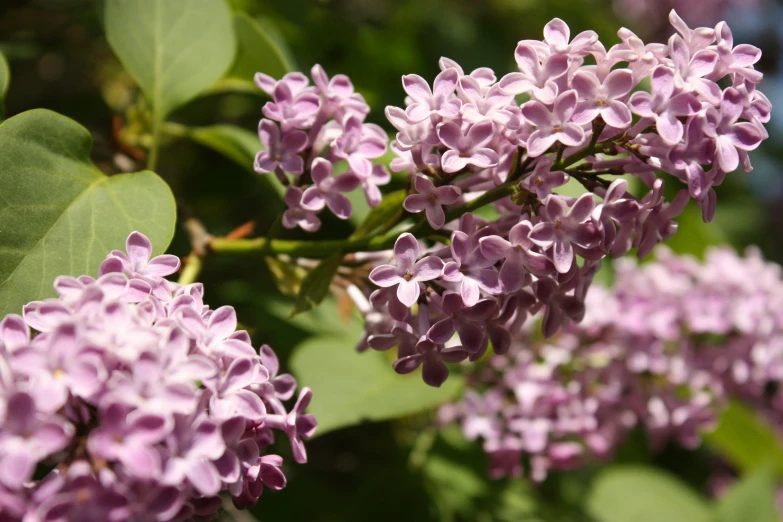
[147,118,161,171]
[210,137,618,260]
[211,179,520,258]
[178,253,203,286]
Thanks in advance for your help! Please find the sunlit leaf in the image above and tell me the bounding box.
[704,400,783,476]
[0,109,176,316]
[587,465,711,522]
[105,0,236,119]
[290,337,463,435]
[714,467,779,522]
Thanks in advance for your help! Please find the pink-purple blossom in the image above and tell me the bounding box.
[0,232,316,520]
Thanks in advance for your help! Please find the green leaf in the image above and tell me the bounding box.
[0,50,9,120]
[350,190,406,239]
[0,109,176,316]
[290,337,463,435]
[704,400,783,476]
[714,467,779,522]
[290,252,342,317]
[224,12,294,89]
[586,465,711,522]
[187,124,284,200]
[105,0,236,119]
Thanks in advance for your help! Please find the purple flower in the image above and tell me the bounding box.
[261,388,317,464]
[499,43,569,104]
[571,69,634,128]
[207,358,268,421]
[369,233,444,307]
[480,221,553,292]
[163,417,226,497]
[390,323,468,387]
[629,65,701,145]
[359,163,391,208]
[437,120,500,173]
[713,22,763,84]
[701,87,764,173]
[529,194,601,273]
[87,403,170,480]
[282,186,322,232]
[522,90,586,157]
[0,392,72,490]
[301,158,361,220]
[521,157,569,199]
[539,18,599,56]
[331,115,388,177]
[429,292,497,354]
[668,34,721,105]
[442,231,500,306]
[262,81,321,131]
[402,68,461,122]
[254,120,308,175]
[99,231,180,281]
[458,77,519,128]
[403,174,462,229]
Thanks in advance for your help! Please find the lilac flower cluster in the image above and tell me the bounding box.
[357,11,769,387]
[441,246,783,481]
[255,65,390,231]
[0,232,315,521]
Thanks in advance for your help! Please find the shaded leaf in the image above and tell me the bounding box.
[0,109,176,316]
[225,12,294,88]
[105,0,236,119]
[0,50,9,120]
[350,190,406,239]
[290,252,342,317]
[714,467,779,522]
[188,124,284,201]
[264,256,307,297]
[704,400,783,476]
[290,337,463,435]
[586,465,711,522]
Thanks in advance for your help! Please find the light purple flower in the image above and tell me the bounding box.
[301,158,361,220]
[668,34,721,104]
[522,90,585,157]
[480,221,553,292]
[99,231,180,281]
[701,87,764,173]
[437,120,500,173]
[403,174,462,229]
[0,392,72,490]
[629,65,701,145]
[282,186,322,232]
[571,69,634,128]
[331,115,388,177]
[442,231,500,306]
[499,43,569,104]
[521,157,569,199]
[529,194,601,273]
[369,233,444,307]
[87,403,170,480]
[254,120,308,175]
[262,81,321,130]
[402,68,461,122]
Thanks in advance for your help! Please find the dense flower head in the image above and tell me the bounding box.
[0,232,315,521]
[255,65,390,230]
[355,11,770,387]
[440,246,783,481]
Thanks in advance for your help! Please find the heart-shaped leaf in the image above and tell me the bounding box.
[0,109,176,316]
